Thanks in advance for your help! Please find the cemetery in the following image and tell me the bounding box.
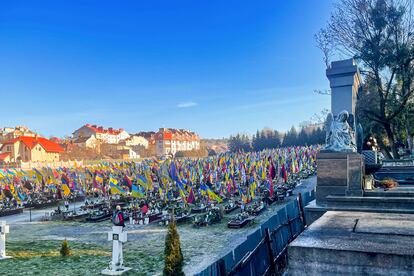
[1,0,413,275]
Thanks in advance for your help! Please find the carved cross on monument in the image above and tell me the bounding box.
[101,226,131,275]
[0,221,11,260]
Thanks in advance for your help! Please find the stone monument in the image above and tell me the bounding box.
[286,58,414,276]
[285,59,414,275]
[101,226,131,275]
[305,58,414,224]
[315,59,365,210]
[0,221,11,260]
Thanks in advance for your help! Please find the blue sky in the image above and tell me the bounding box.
[0,1,334,138]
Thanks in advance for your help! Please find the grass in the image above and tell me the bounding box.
[0,240,110,275]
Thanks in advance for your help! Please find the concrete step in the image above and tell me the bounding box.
[326,195,414,210]
[365,188,414,198]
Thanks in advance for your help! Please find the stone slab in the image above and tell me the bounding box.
[291,211,414,255]
[317,159,347,186]
[287,211,414,275]
[356,218,414,236]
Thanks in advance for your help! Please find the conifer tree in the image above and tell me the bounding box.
[163,220,184,276]
[60,239,70,257]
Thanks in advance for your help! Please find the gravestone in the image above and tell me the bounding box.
[0,221,11,260]
[101,226,131,275]
[306,58,414,225]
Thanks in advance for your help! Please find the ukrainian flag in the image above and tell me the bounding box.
[109,181,125,194]
[136,174,148,189]
[131,185,144,198]
[95,174,103,184]
[207,188,222,203]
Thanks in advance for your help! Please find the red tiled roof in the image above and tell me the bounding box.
[155,128,200,141]
[8,136,64,153]
[84,124,124,135]
[0,153,10,160]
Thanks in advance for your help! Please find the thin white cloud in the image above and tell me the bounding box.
[177,102,198,108]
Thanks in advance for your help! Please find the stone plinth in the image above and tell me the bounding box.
[287,211,414,275]
[316,152,364,204]
[326,58,361,117]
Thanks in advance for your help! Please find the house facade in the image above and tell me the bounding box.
[155,128,200,156]
[123,135,149,148]
[0,126,37,144]
[73,135,99,149]
[0,136,64,163]
[72,124,130,144]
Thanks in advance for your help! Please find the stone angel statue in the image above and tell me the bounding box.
[324,110,356,152]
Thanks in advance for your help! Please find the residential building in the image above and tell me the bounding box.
[0,152,11,163]
[0,136,64,163]
[0,126,38,143]
[73,135,100,149]
[135,131,156,154]
[72,124,130,144]
[118,148,139,159]
[123,135,149,148]
[154,128,200,156]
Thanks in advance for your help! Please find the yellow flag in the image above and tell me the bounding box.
[62,184,71,196]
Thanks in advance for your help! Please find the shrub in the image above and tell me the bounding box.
[60,239,71,256]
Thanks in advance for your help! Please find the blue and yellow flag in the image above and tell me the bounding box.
[110,178,125,194]
[131,185,145,198]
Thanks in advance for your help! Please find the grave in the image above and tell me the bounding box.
[0,221,11,260]
[305,58,414,225]
[286,58,414,275]
[101,226,132,275]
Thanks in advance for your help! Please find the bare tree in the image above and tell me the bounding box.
[317,0,414,158]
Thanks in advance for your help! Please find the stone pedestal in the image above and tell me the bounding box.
[101,226,131,275]
[316,152,364,204]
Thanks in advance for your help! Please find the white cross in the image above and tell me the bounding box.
[101,226,131,275]
[0,221,11,260]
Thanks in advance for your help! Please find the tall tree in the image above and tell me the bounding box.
[228,134,251,152]
[317,0,414,158]
[283,126,298,147]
